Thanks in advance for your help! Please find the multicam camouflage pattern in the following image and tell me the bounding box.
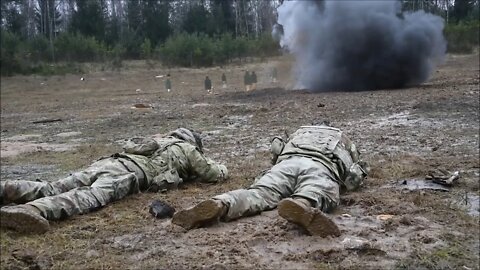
[1,132,227,221]
[214,156,340,221]
[213,126,367,220]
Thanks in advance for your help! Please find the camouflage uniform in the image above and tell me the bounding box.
[214,126,366,220]
[0,128,227,232]
[172,126,368,236]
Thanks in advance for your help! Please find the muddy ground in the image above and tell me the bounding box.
[0,54,479,270]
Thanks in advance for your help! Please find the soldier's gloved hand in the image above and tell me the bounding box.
[344,162,369,191]
[149,173,183,193]
[218,165,228,180]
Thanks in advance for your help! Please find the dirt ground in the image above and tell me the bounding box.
[0,53,479,270]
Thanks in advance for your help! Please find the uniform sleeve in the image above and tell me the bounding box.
[341,134,369,191]
[118,137,159,156]
[183,144,228,183]
[342,135,360,163]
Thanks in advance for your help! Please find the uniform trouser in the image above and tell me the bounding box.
[1,157,145,220]
[213,156,340,221]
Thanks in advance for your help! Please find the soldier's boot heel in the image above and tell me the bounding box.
[172,199,225,230]
[278,198,340,237]
[0,205,49,234]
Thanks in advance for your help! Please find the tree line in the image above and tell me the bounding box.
[1,0,478,75]
[1,0,281,74]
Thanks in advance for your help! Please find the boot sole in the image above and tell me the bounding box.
[278,198,341,237]
[172,200,222,230]
[0,208,49,234]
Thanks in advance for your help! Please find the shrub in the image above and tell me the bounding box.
[158,32,280,67]
[444,20,480,53]
[141,38,153,59]
[0,30,24,75]
[54,33,108,62]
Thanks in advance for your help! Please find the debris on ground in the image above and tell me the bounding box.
[390,179,451,191]
[149,200,176,219]
[376,214,395,221]
[131,103,153,109]
[426,169,460,186]
[32,118,62,124]
[341,237,372,250]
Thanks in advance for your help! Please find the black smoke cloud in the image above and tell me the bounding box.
[275,0,447,91]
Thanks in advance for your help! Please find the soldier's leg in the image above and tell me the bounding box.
[1,158,116,204]
[172,159,299,229]
[1,158,143,233]
[292,162,340,212]
[30,160,141,220]
[278,160,341,237]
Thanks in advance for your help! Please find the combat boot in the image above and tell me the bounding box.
[278,198,340,237]
[0,205,49,234]
[172,199,226,230]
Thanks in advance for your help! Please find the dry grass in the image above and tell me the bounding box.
[367,154,429,181]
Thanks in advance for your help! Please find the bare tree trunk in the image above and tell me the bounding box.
[242,0,249,37]
[235,0,239,37]
[47,0,55,62]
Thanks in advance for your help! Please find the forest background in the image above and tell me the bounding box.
[1,0,478,76]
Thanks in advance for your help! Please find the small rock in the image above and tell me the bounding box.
[341,237,371,250]
[85,250,100,258]
[376,214,394,221]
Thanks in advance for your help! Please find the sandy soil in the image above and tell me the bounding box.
[0,54,479,270]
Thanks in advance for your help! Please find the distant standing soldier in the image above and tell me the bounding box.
[244,71,251,92]
[221,73,227,89]
[251,71,258,91]
[271,67,278,83]
[165,74,172,93]
[204,76,212,94]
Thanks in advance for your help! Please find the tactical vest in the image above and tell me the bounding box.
[119,136,185,183]
[278,126,354,180]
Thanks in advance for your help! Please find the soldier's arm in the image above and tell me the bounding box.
[118,137,159,156]
[342,135,359,163]
[184,145,228,183]
[342,135,369,191]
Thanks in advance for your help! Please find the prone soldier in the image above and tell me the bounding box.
[172,125,368,237]
[0,128,228,233]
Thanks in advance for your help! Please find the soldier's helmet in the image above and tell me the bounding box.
[169,128,203,151]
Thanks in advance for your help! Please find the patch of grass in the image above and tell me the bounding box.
[395,243,477,270]
[367,154,428,181]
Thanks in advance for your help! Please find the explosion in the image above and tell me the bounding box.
[275,0,447,91]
